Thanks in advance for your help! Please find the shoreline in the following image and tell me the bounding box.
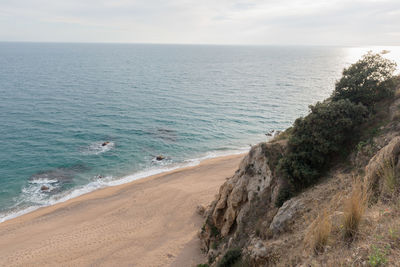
[0,152,245,266]
[0,148,249,224]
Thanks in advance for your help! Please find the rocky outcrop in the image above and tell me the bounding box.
[200,135,400,266]
[269,198,304,235]
[246,239,270,266]
[198,87,400,266]
[365,136,400,197]
[199,141,286,258]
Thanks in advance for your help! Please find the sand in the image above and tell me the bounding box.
[0,154,244,267]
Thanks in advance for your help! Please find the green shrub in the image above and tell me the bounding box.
[332,52,397,108]
[197,264,210,267]
[204,217,220,238]
[278,99,367,188]
[368,245,387,266]
[275,184,294,207]
[218,248,241,267]
[211,241,219,250]
[210,223,220,238]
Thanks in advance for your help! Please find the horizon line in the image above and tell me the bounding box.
[0,41,399,47]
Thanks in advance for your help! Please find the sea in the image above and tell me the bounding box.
[1,43,399,222]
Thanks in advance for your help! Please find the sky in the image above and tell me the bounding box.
[0,0,399,45]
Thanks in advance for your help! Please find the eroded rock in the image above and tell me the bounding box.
[269,198,304,235]
[200,141,286,254]
[365,136,400,197]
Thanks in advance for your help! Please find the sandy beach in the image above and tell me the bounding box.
[0,153,244,267]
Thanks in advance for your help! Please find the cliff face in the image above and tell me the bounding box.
[199,89,400,266]
[199,141,287,263]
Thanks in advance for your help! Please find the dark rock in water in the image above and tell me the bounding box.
[30,164,89,185]
[41,185,49,191]
[156,155,165,161]
[102,141,110,147]
[265,130,275,137]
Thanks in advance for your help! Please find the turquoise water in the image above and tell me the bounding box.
[0,43,399,222]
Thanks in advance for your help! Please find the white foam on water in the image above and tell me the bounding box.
[28,178,59,184]
[82,141,115,155]
[0,147,249,223]
[0,206,41,223]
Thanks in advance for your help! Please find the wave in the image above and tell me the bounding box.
[28,178,59,184]
[81,141,115,155]
[0,147,249,224]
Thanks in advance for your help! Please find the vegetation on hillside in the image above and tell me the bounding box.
[332,52,397,108]
[276,52,398,205]
[279,100,367,189]
[199,52,399,267]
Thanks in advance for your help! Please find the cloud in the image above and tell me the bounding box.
[0,0,399,44]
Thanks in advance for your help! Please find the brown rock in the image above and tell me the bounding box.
[365,136,400,197]
[102,141,110,147]
[156,155,165,161]
[269,198,304,235]
[40,185,49,191]
[196,205,205,216]
[202,141,286,243]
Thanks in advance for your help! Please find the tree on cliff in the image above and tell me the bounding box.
[279,99,367,189]
[277,52,398,205]
[332,52,397,108]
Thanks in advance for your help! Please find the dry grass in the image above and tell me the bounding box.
[304,193,343,255]
[377,157,398,196]
[305,209,332,254]
[262,170,400,266]
[342,178,369,241]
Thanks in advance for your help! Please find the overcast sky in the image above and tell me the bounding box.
[0,0,399,45]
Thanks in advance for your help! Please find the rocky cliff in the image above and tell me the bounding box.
[199,141,287,264]
[198,87,400,266]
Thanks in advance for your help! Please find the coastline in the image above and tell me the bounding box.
[0,148,249,224]
[0,153,245,266]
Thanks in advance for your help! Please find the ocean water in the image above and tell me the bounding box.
[1,43,399,222]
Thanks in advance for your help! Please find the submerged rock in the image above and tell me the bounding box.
[30,165,87,184]
[155,128,178,142]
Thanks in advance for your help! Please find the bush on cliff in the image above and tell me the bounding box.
[276,53,397,202]
[279,99,368,189]
[332,52,397,108]
[217,248,242,267]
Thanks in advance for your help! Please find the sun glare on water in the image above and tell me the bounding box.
[345,46,400,68]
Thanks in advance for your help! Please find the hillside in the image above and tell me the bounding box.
[197,53,400,266]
